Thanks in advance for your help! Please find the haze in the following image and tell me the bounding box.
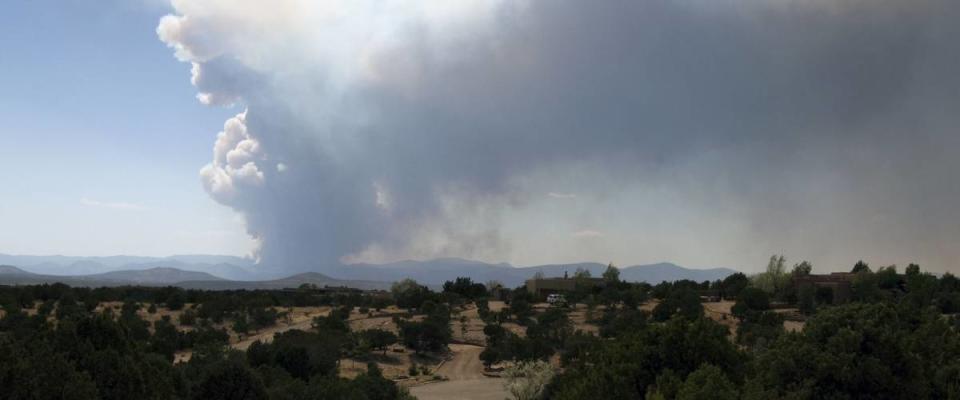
[2,0,958,274]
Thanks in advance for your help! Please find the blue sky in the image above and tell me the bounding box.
[0,1,253,256]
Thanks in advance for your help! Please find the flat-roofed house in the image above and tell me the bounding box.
[793,272,857,304]
[525,277,605,296]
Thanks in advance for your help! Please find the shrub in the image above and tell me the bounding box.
[504,360,556,400]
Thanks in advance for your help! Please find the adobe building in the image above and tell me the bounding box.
[793,272,857,304]
[525,277,605,297]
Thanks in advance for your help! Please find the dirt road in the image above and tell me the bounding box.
[439,344,486,380]
[409,344,507,400]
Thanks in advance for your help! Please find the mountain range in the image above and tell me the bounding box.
[334,258,738,288]
[0,254,261,280]
[0,253,738,290]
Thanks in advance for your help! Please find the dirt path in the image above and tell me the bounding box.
[409,343,507,400]
[409,378,507,400]
[436,344,486,380]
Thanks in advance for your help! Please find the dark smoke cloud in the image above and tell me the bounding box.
[159,0,960,273]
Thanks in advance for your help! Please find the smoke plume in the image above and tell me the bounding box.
[158,0,960,273]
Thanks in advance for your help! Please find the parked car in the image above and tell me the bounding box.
[547,293,567,306]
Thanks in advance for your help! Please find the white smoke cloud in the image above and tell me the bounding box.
[199,111,264,203]
[159,0,960,273]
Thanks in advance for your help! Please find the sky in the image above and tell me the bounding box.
[2,1,959,274]
[0,0,255,257]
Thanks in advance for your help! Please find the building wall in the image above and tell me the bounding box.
[525,278,603,295]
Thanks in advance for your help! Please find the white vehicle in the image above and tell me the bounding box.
[546,294,566,305]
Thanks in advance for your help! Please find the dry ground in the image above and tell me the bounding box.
[703,301,739,338]
[408,344,507,400]
[702,300,807,336]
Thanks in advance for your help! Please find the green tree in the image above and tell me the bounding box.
[547,316,743,399]
[165,290,186,311]
[752,255,789,297]
[791,261,812,277]
[731,287,769,321]
[0,339,99,400]
[443,277,488,299]
[677,364,738,400]
[233,313,251,335]
[150,318,182,361]
[360,328,397,354]
[82,349,148,400]
[192,360,268,400]
[851,260,871,274]
[719,273,749,299]
[746,302,944,399]
[399,317,450,353]
[797,283,816,315]
[652,287,702,322]
[391,279,434,310]
[602,263,620,283]
[906,263,921,276]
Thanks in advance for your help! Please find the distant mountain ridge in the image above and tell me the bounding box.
[0,253,261,280]
[0,265,389,290]
[176,272,390,291]
[0,253,739,290]
[329,258,737,287]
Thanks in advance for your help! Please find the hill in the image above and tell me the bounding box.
[0,253,263,280]
[175,272,390,291]
[0,253,739,290]
[79,267,224,284]
[0,265,32,275]
[330,258,737,287]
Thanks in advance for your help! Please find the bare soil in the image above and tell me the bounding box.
[408,344,506,400]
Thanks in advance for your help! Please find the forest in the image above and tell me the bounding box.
[1,257,960,399]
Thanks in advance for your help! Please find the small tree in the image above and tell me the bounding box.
[503,360,556,400]
[602,263,620,283]
[192,360,268,400]
[797,284,816,315]
[360,329,397,354]
[906,263,921,276]
[719,273,749,299]
[753,255,789,295]
[677,364,738,400]
[392,279,433,310]
[852,260,872,274]
[480,347,500,368]
[791,261,812,277]
[443,277,488,299]
[233,313,250,335]
[179,309,197,326]
[731,287,770,322]
[165,291,185,311]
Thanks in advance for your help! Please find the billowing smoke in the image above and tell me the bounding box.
[158,0,960,273]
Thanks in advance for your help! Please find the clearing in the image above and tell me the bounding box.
[408,344,507,400]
